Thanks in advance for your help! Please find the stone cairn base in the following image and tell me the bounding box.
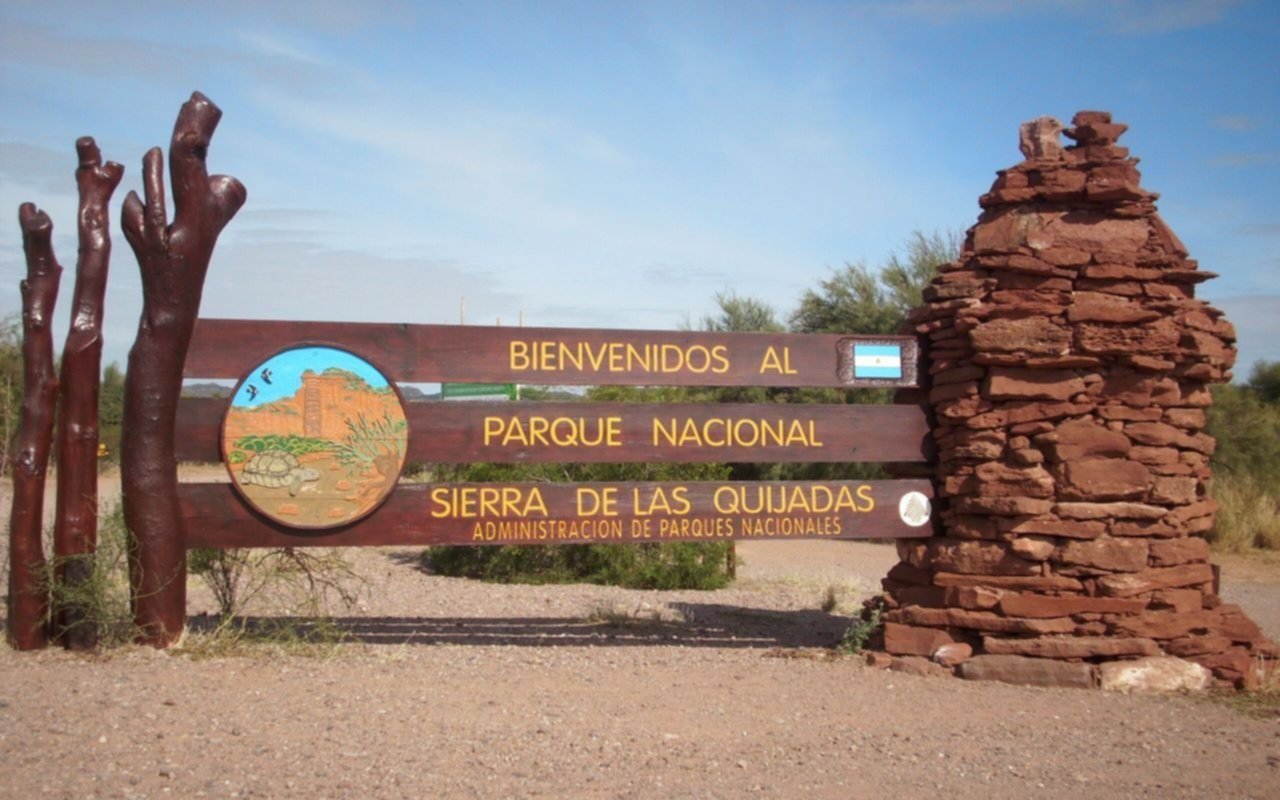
[876,112,1278,690]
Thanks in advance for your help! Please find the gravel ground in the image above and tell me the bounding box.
[3,473,1279,799]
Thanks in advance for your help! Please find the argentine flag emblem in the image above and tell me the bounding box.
[853,343,903,380]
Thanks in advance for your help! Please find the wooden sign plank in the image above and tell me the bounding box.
[185,318,920,388]
[180,479,936,549]
[178,398,932,464]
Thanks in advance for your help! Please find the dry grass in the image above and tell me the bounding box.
[1209,474,1280,553]
[586,602,686,627]
[173,616,352,660]
[1210,655,1280,719]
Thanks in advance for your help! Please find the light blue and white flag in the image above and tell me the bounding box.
[853,343,903,379]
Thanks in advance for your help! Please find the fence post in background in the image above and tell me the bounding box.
[51,139,123,650]
[6,205,63,650]
[121,92,245,647]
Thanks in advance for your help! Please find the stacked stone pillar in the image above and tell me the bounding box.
[881,112,1277,689]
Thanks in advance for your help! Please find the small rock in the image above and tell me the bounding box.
[1099,656,1211,693]
[888,656,953,679]
[959,655,1095,689]
[932,643,973,668]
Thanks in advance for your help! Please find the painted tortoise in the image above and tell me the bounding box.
[240,450,321,496]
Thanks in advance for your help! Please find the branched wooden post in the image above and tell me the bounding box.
[51,138,123,650]
[6,205,63,650]
[121,92,245,646]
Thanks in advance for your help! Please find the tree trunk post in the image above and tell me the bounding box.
[51,138,123,650]
[6,205,63,650]
[121,92,245,647]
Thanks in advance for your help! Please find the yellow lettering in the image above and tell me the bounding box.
[483,417,503,445]
[713,486,736,514]
[856,484,875,512]
[835,485,857,512]
[703,418,726,447]
[733,419,760,447]
[507,340,736,376]
[529,416,551,446]
[760,346,782,374]
[653,418,677,447]
[430,487,450,517]
[576,487,618,516]
[711,345,730,374]
[524,488,548,516]
[633,486,690,516]
[429,487,548,519]
[670,486,691,514]
[661,344,684,373]
[510,341,530,371]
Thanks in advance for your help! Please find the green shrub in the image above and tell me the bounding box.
[41,502,138,646]
[1207,474,1280,553]
[837,604,883,654]
[188,546,364,620]
[1208,365,1280,553]
[427,540,734,590]
[97,424,122,468]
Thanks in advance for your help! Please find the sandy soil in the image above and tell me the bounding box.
[3,472,1279,799]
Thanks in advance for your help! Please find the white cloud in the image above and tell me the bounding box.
[875,0,1062,21]
[869,0,1240,33]
[236,31,326,66]
[643,264,734,286]
[1212,114,1261,132]
[1238,223,1280,236]
[0,142,81,194]
[1208,152,1278,167]
[0,16,341,95]
[1107,0,1240,34]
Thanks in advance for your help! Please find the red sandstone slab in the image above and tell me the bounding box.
[959,655,1096,689]
[1056,538,1150,573]
[985,369,1085,401]
[981,635,1159,659]
[1148,537,1210,566]
[933,573,1084,592]
[1095,563,1214,597]
[883,622,959,657]
[998,594,1148,619]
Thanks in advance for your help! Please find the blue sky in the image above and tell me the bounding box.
[1,0,1277,377]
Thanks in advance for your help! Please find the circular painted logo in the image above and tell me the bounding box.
[221,345,409,529]
[898,491,932,528]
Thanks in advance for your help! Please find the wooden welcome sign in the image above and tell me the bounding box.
[176,319,935,548]
[6,92,935,651]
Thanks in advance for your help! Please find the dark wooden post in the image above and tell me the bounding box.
[121,92,245,647]
[51,138,123,650]
[6,205,63,650]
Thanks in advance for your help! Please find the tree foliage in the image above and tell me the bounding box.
[790,230,957,336]
[99,362,124,428]
[1,314,20,474]
[1207,360,1280,552]
[699,290,784,333]
[1209,360,1280,491]
[1246,359,1280,405]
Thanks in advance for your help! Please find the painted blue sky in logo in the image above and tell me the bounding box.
[232,346,391,408]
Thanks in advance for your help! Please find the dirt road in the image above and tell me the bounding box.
[2,475,1279,798]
